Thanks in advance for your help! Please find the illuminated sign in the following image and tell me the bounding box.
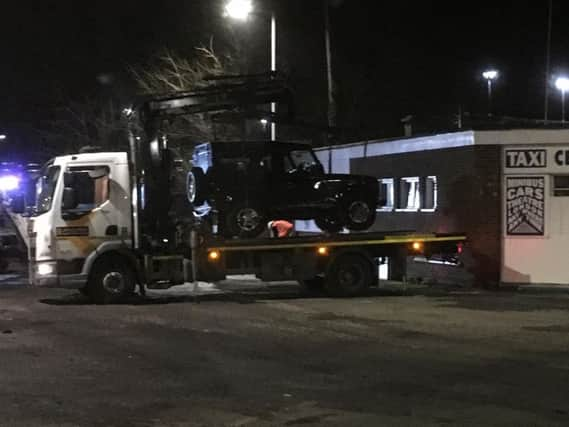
[505,150,547,168]
[506,177,545,236]
[554,150,569,166]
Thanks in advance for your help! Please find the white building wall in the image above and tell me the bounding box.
[312,130,569,284]
[502,145,569,284]
[315,131,477,174]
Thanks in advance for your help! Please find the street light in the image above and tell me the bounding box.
[224,0,253,21]
[0,135,6,141]
[225,0,277,141]
[555,77,569,123]
[482,69,499,117]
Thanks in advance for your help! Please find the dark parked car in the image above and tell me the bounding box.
[187,141,379,237]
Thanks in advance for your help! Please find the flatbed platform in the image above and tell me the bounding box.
[197,231,467,295]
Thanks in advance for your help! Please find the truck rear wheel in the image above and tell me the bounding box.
[325,254,373,297]
[87,256,135,304]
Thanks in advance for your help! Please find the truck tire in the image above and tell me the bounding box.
[187,167,208,205]
[87,255,135,304]
[325,253,373,297]
[345,199,376,231]
[224,204,266,238]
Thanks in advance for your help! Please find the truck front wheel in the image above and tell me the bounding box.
[87,256,135,304]
[325,254,373,297]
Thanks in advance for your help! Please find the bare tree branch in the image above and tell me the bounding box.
[130,44,237,141]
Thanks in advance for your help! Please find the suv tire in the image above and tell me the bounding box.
[315,215,344,233]
[187,167,208,205]
[225,204,266,238]
[345,199,376,231]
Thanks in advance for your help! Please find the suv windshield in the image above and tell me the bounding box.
[36,165,61,215]
[285,150,321,173]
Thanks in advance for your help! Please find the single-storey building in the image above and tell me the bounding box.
[308,129,569,287]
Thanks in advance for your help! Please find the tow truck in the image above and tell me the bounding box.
[22,73,466,302]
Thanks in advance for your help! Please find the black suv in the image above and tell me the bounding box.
[188,141,379,237]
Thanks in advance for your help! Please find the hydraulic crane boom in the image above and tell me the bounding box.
[129,73,293,252]
[139,73,293,122]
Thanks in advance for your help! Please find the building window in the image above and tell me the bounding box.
[553,175,569,197]
[378,178,394,211]
[422,176,438,211]
[397,177,420,211]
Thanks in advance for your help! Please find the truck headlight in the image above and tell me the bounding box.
[37,262,56,276]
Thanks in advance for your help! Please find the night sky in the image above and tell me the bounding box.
[0,1,567,159]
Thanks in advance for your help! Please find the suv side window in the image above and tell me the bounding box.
[283,156,295,173]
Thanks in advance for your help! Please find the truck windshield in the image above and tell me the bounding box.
[36,165,61,215]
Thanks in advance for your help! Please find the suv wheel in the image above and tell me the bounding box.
[345,200,376,231]
[225,204,266,238]
[315,215,344,233]
[187,167,208,205]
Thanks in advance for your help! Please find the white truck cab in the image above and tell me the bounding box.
[31,152,133,292]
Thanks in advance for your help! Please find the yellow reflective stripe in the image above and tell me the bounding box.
[208,235,466,252]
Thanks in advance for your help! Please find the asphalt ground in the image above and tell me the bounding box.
[0,277,568,427]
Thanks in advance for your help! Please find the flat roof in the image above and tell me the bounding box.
[316,129,569,157]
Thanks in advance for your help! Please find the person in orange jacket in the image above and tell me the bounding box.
[267,220,295,238]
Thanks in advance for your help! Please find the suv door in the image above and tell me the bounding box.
[272,149,323,211]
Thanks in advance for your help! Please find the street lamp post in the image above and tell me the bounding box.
[269,11,276,141]
[225,0,277,141]
[482,70,499,117]
[555,77,569,124]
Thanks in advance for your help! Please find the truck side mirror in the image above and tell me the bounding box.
[62,187,78,210]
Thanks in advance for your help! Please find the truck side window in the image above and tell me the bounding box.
[63,166,110,212]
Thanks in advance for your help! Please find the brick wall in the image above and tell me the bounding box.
[351,146,502,285]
